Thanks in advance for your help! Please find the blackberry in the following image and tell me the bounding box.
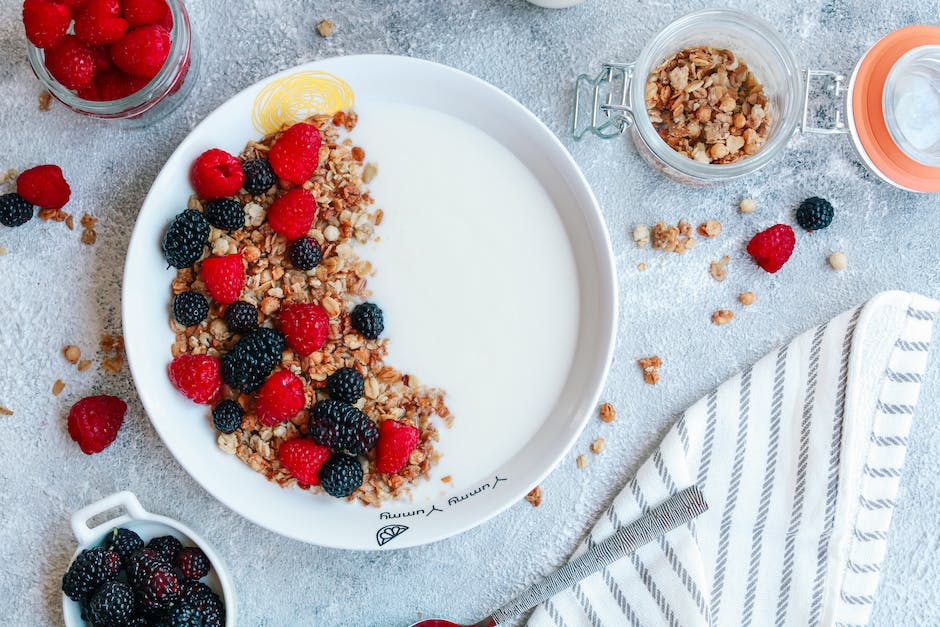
[173,291,209,327]
[351,302,384,339]
[221,327,286,393]
[180,581,225,627]
[125,618,148,627]
[310,399,379,455]
[103,527,144,565]
[212,400,244,434]
[288,237,322,270]
[0,193,33,227]
[175,546,211,580]
[88,580,135,627]
[242,158,277,195]
[129,552,180,617]
[162,210,210,269]
[319,453,364,498]
[205,198,245,231]
[147,536,183,563]
[327,367,364,403]
[796,197,834,231]
[157,601,202,627]
[61,547,121,602]
[223,301,258,334]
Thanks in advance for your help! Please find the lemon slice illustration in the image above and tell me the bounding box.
[376,524,409,547]
[252,71,355,135]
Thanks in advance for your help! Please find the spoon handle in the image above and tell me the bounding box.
[483,485,708,625]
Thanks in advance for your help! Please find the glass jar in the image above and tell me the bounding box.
[25,0,199,127]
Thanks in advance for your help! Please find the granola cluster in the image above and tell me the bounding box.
[169,112,451,506]
[646,46,770,164]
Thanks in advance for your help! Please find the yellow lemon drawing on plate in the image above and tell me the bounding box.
[251,71,355,135]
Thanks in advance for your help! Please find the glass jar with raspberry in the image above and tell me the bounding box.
[24,0,199,126]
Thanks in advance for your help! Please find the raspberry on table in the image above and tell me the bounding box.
[190,149,245,201]
[0,193,34,228]
[221,327,286,393]
[375,419,420,474]
[267,187,318,240]
[162,209,210,269]
[309,399,379,455]
[278,302,330,356]
[16,164,71,210]
[223,300,258,334]
[278,438,331,485]
[103,527,144,565]
[288,237,322,270]
[44,35,96,90]
[22,0,72,49]
[796,196,834,232]
[67,395,127,455]
[351,302,384,340]
[147,535,183,563]
[327,367,364,403]
[123,0,170,28]
[746,224,795,273]
[205,198,245,231]
[319,453,364,498]
[88,580,135,626]
[110,23,171,79]
[241,157,278,195]
[269,122,323,185]
[61,547,121,602]
[179,580,225,627]
[172,291,209,327]
[175,546,211,580]
[255,370,306,426]
[168,353,222,405]
[212,400,243,434]
[200,254,245,305]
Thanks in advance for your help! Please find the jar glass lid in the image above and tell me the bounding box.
[884,45,940,167]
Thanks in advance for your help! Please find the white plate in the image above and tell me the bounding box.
[123,55,617,550]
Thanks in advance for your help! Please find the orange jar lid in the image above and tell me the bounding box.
[851,25,940,192]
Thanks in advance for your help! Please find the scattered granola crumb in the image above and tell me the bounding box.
[739,197,757,213]
[0,246,7,256]
[38,208,73,225]
[652,220,696,254]
[351,146,365,162]
[525,486,543,507]
[316,19,336,37]
[0,169,18,186]
[38,90,53,111]
[81,213,98,245]
[637,356,662,384]
[576,454,589,469]
[712,309,734,325]
[52,379,65,396]
[63,345,81,364]
[637,262,647,272]
[697,220,722,238]
[828,251,848,271]
[102,356,124,374]
[0,406,13,416]
[77,359,92,372]
[590,438,607,455]
[739,291,757,306]
[100,334,124,354]
[362,163,378,183]
[599,402,617,423]
[440,475,452,483]
[709,255,730,281]
[66,214,74,230]
[633,224,650,248]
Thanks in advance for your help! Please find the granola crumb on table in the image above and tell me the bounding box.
[637,262,647,272]
[712,309,734,325]
[52,379,65,396]
[637,356,662,385]
[590,438,607,455]
[652,220,696,254]
[0,406,13,416]
[633,224,651,248]
[739,291,757,306]
[576,454,589,469]
[598,402,616,423]
[38,90,52,111]
[829,251,848,270]
[739,197,757,213]
[317,19,336,37]
[697,219,722,238]
[525,486,543,507]
[709,255,730,282]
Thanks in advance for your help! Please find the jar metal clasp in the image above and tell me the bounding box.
[572,62,636,140]
[801,69,850,135]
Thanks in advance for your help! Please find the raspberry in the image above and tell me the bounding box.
[205,198,244,231]
[168,354,222,405]
[309,400,379,455]
[351,302,384,339]
[746,224,796,273]
[200,254,244,305]
[278,302,329,355]
[223,300,258,334]
[111,24,171,79]
[147,536,183,563]
[74,11,128,45]
[175,547,211,580]
[67,395,127,455]
[44,36,96,90]
[267,187,317,240]
[211,400,243,434]
[278,438,331,485]
[93,68,149,101]
[0,193,34,228]
[162,209,209,269]
[81,0,120,18]
[288,237,322,270]
[241,158,277,195]
[122,0,169,27]
[795,197,834,232]
[375,419,420,474]
[88,580,135,626]
[190,148,245,200]
[221,328,286,393]
[16,164,71,210]
[179,581,225,627]
[327,367,363,403]
[255,370,306,426]
[103,527,144,565]
[62,547,121,602]
[59,0,90,10]
[22,0,72,49]
[319,453,363,498]
[89,43,113,71]
[269,122,322,185]
[172,291,209,327]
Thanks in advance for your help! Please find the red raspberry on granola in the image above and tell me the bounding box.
[67,395,127,455]
[269,122,322,185]
[16,165,71,210]
[278,438,331,485]
[189,148,244,201]
[375,419,420,474]
[267,187,317,241]
[168,354,222,404]
[278,303,330,356]
[200,254,244,305]
[255,370,306,426]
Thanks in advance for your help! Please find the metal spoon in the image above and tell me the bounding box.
[410,485,708,627]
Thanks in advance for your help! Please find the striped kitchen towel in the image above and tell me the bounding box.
[529,290,937,627]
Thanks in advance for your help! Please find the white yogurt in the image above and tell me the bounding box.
[351,102,581,496]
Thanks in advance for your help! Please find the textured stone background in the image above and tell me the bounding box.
[0,0,938,625]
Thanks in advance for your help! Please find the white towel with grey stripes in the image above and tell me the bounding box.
[529,290,937,627]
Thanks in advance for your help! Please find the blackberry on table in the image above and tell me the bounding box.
[796,197,834,231]
[88,580,135,627]
[205,198,245,231]
[327,367,364,403]
[0,193,33,227]
[180,580,225,627]
[221,327,286,393]
[173,291,209,327]
[351,302,384,339]
[310,399,379,455]
[223,301,258,334]
[162,209,210,269]
[319,453,364,498]
[241,158,277,195]
[61,547,121,602]
[212,400,244,434]
[147,536,183,563]
[103,527,144,565]
[288,237,322,270]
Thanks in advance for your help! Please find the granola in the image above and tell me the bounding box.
[712,309,734,325]
[598,402,616,423]
[525,486,543,507]
[637,356,662,384]
[651,220,696,254]
[739,291,757,306]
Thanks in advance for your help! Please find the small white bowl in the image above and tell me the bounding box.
[62,491,235,626]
